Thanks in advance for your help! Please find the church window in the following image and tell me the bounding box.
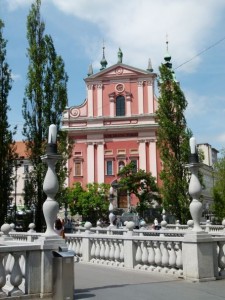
[116,95,125,116]
[118,161,125,171]
[106,160,113,175]
[74,161,82,176]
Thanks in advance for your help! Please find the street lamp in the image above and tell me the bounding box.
[13,158,23,223]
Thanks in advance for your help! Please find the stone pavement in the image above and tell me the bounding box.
[74,262,225,300]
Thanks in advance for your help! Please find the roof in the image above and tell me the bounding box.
[15,141,28,158]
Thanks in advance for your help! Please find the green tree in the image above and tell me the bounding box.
[117,162,160,218]
[67,182,110,225]
[156,61,192,223]
[22,0,70,231]
[212,149,225,222]
[0,20,17,224]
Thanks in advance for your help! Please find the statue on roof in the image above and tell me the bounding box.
[117,48,123,63]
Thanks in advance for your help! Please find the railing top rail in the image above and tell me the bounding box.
[0,243,41,252]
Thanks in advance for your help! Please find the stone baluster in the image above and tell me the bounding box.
[168,242,176,274]
[90,240,95,259]
[104,240,110,261]
[9,252,23,296]
[95,240,101,261]
[109,241,115,262]
[141,241,148,268]
[161,241,169,273]
[100,240,105,260]
[135,242,142,268]
[19,254,25,278]
[154,241,162,271]
[0,253,7,297]
[119,241,124,263]
[218,241,225,277]
[175,242,183,275]
[148,241,155,271]
[114,241,120,264]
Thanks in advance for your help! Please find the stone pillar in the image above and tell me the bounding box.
[182,233,217,281]
[97,142,104,183]
[149,139,157,178]
[82,222,92,262]
[87,84,93,117]
[138,140,146,171]
[87,142,95,183]
[147,79,154,113]
[137,81,144,114]
[97,84,103,116]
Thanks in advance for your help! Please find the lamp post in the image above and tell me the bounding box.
[108,186,115,227]
[13,158,23,224]
[187,137,203,232]
[41,124,61,236]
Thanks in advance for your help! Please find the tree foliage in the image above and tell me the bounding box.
[67,183,110,225]
[117,162,160,218]
[0,19,17,225]
[22,0,70,231]
[156,64,192,223]
[212,149,225,222]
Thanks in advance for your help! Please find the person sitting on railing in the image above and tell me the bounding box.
[54,218,65,238]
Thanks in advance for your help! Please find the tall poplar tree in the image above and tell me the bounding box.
[22,0,70,231]
[156,51,192,223]
[0,20,17,224]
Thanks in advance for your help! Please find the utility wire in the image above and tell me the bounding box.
[174,35,225,70]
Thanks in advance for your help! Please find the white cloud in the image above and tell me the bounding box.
[4,0,33,11]
[50,0,225,73]
[11,73,22,81]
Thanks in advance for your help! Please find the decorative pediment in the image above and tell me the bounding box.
[85,63,155,82]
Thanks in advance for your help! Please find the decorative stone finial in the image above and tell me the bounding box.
[100,43,108,70]
[87,64,93,76]
[147,58,153,72]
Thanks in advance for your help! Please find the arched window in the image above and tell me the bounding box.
[116,95,125,116]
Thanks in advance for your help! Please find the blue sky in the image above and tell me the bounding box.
[1,0,225,152]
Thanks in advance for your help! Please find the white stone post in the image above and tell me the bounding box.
[38,125,68,298]
[182,137,217,282]
[124,222,135,268]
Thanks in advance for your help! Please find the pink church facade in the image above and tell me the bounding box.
[62,51,162,209]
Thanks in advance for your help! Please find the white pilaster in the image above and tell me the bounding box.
[87,84,93,117]
[109,94,115,117]
[97,142,104,183]
[97,84,103,117]
[147,79,154,113]
[138,81,144,114]
[126,92,132,116]
[149,140,157,178]
[138,140,146,171]
[87,143,95,183]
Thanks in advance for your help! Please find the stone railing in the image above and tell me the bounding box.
[0,242,42,298]
[65,221,225,281]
